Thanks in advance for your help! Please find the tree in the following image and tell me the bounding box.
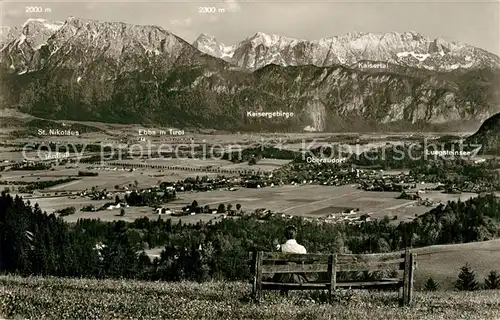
[455,263,479,291]
[101,229,139,279]
[484,270,500,289]
[114,185,120,190]
[217,203,226,213]
[227,204,233,212]
[115,195,120,204]
[424,277,439,291]
[56,206,76,217]
[191,200,198,209]
[236,203,242,211]
[360,214,370,221]
[120,208,125,216]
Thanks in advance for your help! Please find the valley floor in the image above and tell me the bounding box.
[1,276,499,320]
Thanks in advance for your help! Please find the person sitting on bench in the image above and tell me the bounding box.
[273,225,308,296]
[279,225,307,254]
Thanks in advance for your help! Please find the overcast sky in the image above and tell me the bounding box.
[1,0,499,55]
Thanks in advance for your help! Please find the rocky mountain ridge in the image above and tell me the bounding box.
[192,33,236,61]
[466,113,500,154]
[193,31,500,72]
[1,17,499,132]
[1,17,205,75]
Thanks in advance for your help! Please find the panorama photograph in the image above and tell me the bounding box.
[0,0,500,319]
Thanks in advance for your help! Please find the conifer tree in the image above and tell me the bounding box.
[424,277,439,291]
[455,263,479,291]
[484,270,500,289]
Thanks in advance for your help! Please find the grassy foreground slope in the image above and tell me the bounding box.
[1,276,500,320]
[411,239,500,290]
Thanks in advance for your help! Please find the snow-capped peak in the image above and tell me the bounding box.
[248,32,299,47]
[200,30,500,71]
[22,18,64,32]
[193,33,236,60]
[196,33,216,41]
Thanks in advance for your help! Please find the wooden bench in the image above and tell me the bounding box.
[250,248,416,306]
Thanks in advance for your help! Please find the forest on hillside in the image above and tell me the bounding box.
[1,192,499,282]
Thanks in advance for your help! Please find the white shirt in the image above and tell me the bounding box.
[280,239,307,254]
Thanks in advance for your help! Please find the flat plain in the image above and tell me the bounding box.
[2,162,478,224]
[55,184,410,222]
[0,129,484,226]
[109,158,290,172]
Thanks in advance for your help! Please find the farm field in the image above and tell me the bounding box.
[418,191,478,202]
[3,159,481,225]
[0,149,103,163]
[1,120,474,144]
[0,151,43,163]
[61,205,225,224]
[376,191,479,222]
[26,196,111,215]
[2,164,222,192]
[1,167,80,183]
[1,156,288,193]
[140,184,408,217]
[35,184,404,222]
[31,183,479,223]
[285,141,408,154]
[25,193,225,224]
[2,128,469,156]
[110,158,291,172]
[43,168,188,191]
[1,275,499,320]
[164,185,478,219]
[49,169,220,191]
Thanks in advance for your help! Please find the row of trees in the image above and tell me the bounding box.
[17,178,77,193]
[11,163,51,171]
[183,200,243,215]
[425,265,500,291]
[223,146,300,163]
[124,190,176,207]
[78,171,98,177]
[28,142,110,153]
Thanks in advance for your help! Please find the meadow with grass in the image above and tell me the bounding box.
[1,276,500,320]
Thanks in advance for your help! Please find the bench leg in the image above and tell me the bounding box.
[280,289,289,297]
[399,285,404,307]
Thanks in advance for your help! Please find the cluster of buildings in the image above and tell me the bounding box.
[233,208,372,226]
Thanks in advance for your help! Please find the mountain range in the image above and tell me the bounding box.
[192,32,500,72]
[1,17,499,132]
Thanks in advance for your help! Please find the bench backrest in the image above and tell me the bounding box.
[251,248,416,305]
[251,251,410,274]
[250,249,416,306]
